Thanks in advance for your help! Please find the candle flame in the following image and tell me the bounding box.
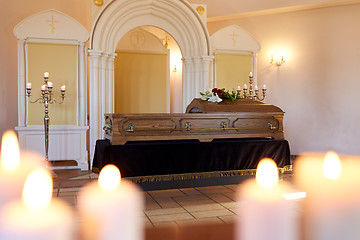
[98,164,121,191]
[256,158,279,189]
[22,168,53,211]
[323,151,342,180]
[1,130,20,172]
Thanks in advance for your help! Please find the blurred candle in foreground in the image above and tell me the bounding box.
[0,130,42,210]
[78,164,144,240]
[0,168,75,240]
[236,158,299,240]
[295,152,360,240]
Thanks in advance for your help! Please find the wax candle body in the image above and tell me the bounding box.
[78,179,144,240]
[236,180,299,240]
[0,151,43,210]
[0,199,75,240]
[295,153,360,240]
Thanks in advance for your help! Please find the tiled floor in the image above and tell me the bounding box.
[53,169,295,228]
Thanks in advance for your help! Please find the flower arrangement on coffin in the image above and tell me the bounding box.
[200,88,240,103]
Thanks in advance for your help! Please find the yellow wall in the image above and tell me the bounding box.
[215,53,252,90]
[114,52,167,113]
[27,42,77,125]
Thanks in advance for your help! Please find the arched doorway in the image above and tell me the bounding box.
[89,0,213,166]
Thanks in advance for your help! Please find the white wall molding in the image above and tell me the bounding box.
[13,9,90,170]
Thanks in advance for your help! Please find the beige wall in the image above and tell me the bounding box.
[208,3,360,155]
[215,53,252,91]
[114,52,168,113]
[0,0,91,136]
[27,43,77,125]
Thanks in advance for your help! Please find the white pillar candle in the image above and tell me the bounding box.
[43,72,49,78]
[78,164,144,240]
[295,152,360,240]
[0,131,43,210]
[26,83,32,90]
[47,82,53,88]
[236,158,299,240]
[0,168,75,240]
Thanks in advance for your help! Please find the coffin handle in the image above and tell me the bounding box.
[267,122,277,130]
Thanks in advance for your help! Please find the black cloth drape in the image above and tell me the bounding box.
[93,138,291,178]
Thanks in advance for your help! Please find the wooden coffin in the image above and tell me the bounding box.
[104,99,285,145]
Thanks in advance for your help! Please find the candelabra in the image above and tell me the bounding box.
[237,72,267,101]
[25,72,66,172]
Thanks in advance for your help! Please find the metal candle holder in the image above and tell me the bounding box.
[25,72,66,170]
[237,73,267,101]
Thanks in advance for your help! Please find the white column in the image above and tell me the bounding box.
[193,58,201,98]
[78,41,87,126]
[17,38,26,127]
[106,53,117,114]
[182,58,193,112]
[100,53,108,139]
[202,55,214,90]
[88,50,102,166]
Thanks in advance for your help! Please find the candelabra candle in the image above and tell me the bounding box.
[25,72,66,175]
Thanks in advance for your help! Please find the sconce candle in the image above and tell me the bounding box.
[243,84,247,90]
[26,83,32,90]
[78,164,144,240]
[61,85,66,91]
[43,72,49,78]
[0,168,75,240]
[47,82,53,88]
[249,72,253,78]
[295,152,360,240]
[236,158,298,240]
[41,85,46,91]
[254,85,259,91]
[263,84,267,90]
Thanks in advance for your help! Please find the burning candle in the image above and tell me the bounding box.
[237,86,241,91]
[78,164,144,240]
[236,158,299,240]
[295,152,360,240]
[254,85,259,91]
[47,82,53,88]
[61,85,66,91]
[41,85,46,91]
[0,168,75,239]
[43,72,49,78]
[243,84,248,90]
[0,130,43,210]
[26,83,32,90]
[263,84,267,90]
[249,72,253,77]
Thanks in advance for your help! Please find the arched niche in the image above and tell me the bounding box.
[89,0,213,165]
[211,25,260,90]
[14,9,89,170]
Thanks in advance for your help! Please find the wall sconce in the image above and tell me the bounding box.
[270,54,285,66]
